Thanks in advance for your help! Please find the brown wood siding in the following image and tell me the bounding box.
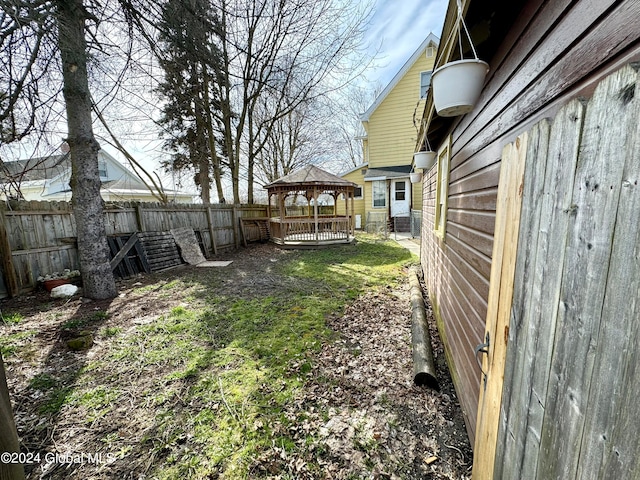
[422,0,640,442]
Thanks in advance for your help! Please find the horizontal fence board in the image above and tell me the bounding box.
[0,201,268,296]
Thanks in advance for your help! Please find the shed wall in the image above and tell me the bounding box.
[421,0,640,442]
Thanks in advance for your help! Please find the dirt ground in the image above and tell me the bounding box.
[1,242,472,479]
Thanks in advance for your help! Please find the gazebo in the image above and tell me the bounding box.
[265,165,357,247]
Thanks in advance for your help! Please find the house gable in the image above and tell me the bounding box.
[362,33,439,171]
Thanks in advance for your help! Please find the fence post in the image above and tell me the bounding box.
[135,204,146,232]
[232,205,240,249]
[206,206,218,256]
[0,210,18,297]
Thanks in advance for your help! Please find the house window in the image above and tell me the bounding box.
[435,137,451,239]
[372,180,386,208]
[395,181,406,201]
[420,71,432,98]
[426,45,436,58]
[98,160,108,178]
[354,185,363,199]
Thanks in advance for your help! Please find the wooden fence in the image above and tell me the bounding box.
[0,201,268,298]
[477,66,640,479]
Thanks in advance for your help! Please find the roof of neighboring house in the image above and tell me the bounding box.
[1,154,69,182]
[339,162,369,177]
[42,178,185,196]
[360,32,439,122]
[363,164,413,180]
[2,150,194,200]
[265,165,356,190]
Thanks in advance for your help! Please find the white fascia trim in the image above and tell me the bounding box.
[360,32,440,122]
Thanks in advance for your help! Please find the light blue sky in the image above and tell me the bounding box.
[364,0,447,87]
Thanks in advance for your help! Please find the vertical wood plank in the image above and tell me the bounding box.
[232,205,240,248]
[576,67,640,480]
[206,207,218,256]
[537,65,638,480]
[472,132,528,479]
[0,354,25,480]
[494,119,551,479]
[0,210,19,297]
[496,99,585,480]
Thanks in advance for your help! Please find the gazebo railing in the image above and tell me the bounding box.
[269,215,351,244]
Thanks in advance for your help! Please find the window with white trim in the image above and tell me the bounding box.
[353,185,363,199]
[420,71,432,98]
[372,180,386,208]
[435,137,451,238]
[394,181,406,201]
[98,160,108,178]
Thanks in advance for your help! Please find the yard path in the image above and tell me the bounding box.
[1,240,471,479]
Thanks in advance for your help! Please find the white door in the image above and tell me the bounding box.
[390,179,410,217]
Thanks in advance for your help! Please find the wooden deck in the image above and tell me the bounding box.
[269,216,354,247]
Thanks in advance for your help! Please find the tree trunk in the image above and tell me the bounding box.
[202,72,225,203]
[0,354,25,480]
[57,0,116,300]
[247,114,255,204]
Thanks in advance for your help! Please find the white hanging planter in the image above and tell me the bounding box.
[414,150,437,170]
[432,59,489,117]
[431,0,489,117]
[410,172,422,183]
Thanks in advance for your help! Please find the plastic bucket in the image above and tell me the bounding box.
[414,151,437,170]
[432,59,489,117]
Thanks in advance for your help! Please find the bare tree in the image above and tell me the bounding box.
[210,0,373,203]
[1,0,117,299]
[326,84,373,170]
[0,1,58,145]
[253,100,321,184]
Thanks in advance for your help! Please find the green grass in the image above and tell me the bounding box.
[1,311,23,325]
[0,330,38,357]
[61,310,109,330]
[28,235,413,478]
[29,373,59,390]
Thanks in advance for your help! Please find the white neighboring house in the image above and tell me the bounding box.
[0,149,194,203]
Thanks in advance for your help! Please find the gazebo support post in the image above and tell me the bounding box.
[279,190,286,241]
[267,194,271,218]
[313,188,319,244]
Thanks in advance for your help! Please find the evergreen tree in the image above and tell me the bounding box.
[156,0,225,204]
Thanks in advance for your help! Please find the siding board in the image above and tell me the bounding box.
[455,0,616,153]
[448,188,498,212]
[447,222,494,259]
[447,210,495,236]
[448,162,501,196]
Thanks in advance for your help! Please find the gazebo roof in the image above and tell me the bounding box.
[265,165,356,191]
